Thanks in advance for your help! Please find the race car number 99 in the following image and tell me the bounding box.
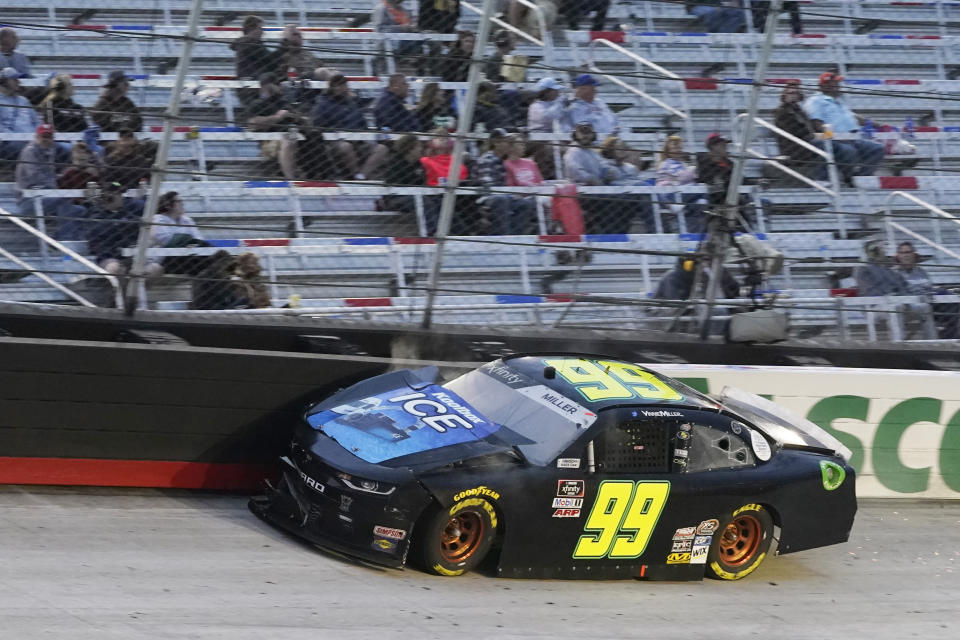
[543,359,683,403]
[573,480,670,559]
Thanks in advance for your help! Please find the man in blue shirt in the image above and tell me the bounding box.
[567,74,619,139]
[803,72,885,185]
[374,74,422,133]
[0,67,38,163]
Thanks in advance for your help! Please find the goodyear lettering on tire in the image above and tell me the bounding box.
[733,503,763,517]
[709,552,766,580]
[450,497,498,528]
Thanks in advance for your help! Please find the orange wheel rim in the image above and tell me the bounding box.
[718,515,762,567]
[440,511,484,563]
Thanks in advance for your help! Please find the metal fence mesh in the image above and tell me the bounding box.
[0,0,959,341]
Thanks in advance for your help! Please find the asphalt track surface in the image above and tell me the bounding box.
[2,488,958,639]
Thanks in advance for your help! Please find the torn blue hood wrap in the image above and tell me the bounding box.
[306,382,501,464]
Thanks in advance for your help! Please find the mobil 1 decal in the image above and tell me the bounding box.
[572,480,670,560]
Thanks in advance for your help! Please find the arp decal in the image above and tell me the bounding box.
[557,480,585,498]
[697,519,720,535]
[542,358,684,403]
[666,552,691,565]
[552,508,582,518]
[552,497,584,508]
[572,480,670,560]
[373,525,407,540]
[453,486,500,502]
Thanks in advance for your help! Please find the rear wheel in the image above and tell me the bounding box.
[415,498,498,576]
[706,503,774,581]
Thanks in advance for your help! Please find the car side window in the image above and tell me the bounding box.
[594,419,671,474]
[677,422,755,473]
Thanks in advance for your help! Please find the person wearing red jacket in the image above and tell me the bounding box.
[418,135,467,235]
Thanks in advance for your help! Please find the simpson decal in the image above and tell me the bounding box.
[557,480,585,498]
[372,525,407,540]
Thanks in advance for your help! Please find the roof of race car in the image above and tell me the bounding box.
[498,355,717,411]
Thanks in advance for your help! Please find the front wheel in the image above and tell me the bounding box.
[706,503,774,581]
[414,498,498,576]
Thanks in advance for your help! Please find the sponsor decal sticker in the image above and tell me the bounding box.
[552,497,584,508]
[671,539,693,552]
[696,519,720,535]
[373,525,407,540]
[641,410,683,417]
[730,420,744,435]
[690,544,709,565]
[750,429,772,461]
[372,538,396,551]
[557,479,585,498]
[453,485,500,501]
[666,552,691,565]
[557,458,581,469]
[694,535,712,546]
[674,448,688,458]
[676,430,690,441]
[516,385,598,427]
[552,508,582,518]
[340,495,353,511]
[672,526,696,540]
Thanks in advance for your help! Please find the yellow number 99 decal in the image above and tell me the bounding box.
[573,481,670,559]
[544,358,683,403]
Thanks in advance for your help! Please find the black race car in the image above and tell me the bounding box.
[250,355,856,580]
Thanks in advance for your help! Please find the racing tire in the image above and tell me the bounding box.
[706,503,774,581]
[414,498,498,576]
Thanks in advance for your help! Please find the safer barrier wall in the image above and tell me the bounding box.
[658,365,960,499]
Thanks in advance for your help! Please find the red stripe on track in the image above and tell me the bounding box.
[0,457,272,490]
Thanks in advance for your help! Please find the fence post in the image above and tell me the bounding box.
[125,0,205,314]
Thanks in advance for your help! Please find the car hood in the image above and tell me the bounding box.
[305,368,517,466]
[717,386,852,462]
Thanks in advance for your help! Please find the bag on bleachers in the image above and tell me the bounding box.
[877,124,916,156]
[551,183,585,235]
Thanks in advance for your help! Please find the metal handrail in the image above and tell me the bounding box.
[461,0,553,55]
[883,190,960,260]
[585,38,690,135]
[0,207,123,307]
[0,245,97,307]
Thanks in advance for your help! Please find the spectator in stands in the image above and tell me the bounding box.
[192,250,245,310]
[234,252,272,308]
[231,15,288,80]
[0,67,40,165]
[752,1,802,35]
[686,1,746,34]
[312,74,388,179]
[697,132,734,206]
[375,74,423,133]
[102,129,155,190]
[895,241,959,339]
[440,31,476,82]
[91,71,143,132]
[855,240,910,297]
[37,73,88,133]
[418,0,460,34]
[475,81,519,132]
[656,135,707,233]
[15,124,86,239]
[0,28,30,77]
[561,0,610,31]
[568,74,618,138]
[83,181,143,275]
[504,136,543,187]
[476,129,536,235]
[419,132,468,235]
[508,1,558,39]
[372,0,421,71]
[773,80,823,179]
[803,72,885,186]
[564,122,628,233]
[281,25,336,80]
[151,190,212,276]
[597,135,655,232]
[484,30,527,83]
[381,134,425,220]
[527,77,568,133]
[655,255,739,300]
[415,83,457,131]
[246,72,305,180]
[58,141,102,190]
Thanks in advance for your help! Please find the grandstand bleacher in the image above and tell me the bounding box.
[2,0,960,342]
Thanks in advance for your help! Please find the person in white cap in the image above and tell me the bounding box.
[0,67,39,163]
[527,77,570,133]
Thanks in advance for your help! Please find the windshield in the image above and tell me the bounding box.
[443,362,597,466]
